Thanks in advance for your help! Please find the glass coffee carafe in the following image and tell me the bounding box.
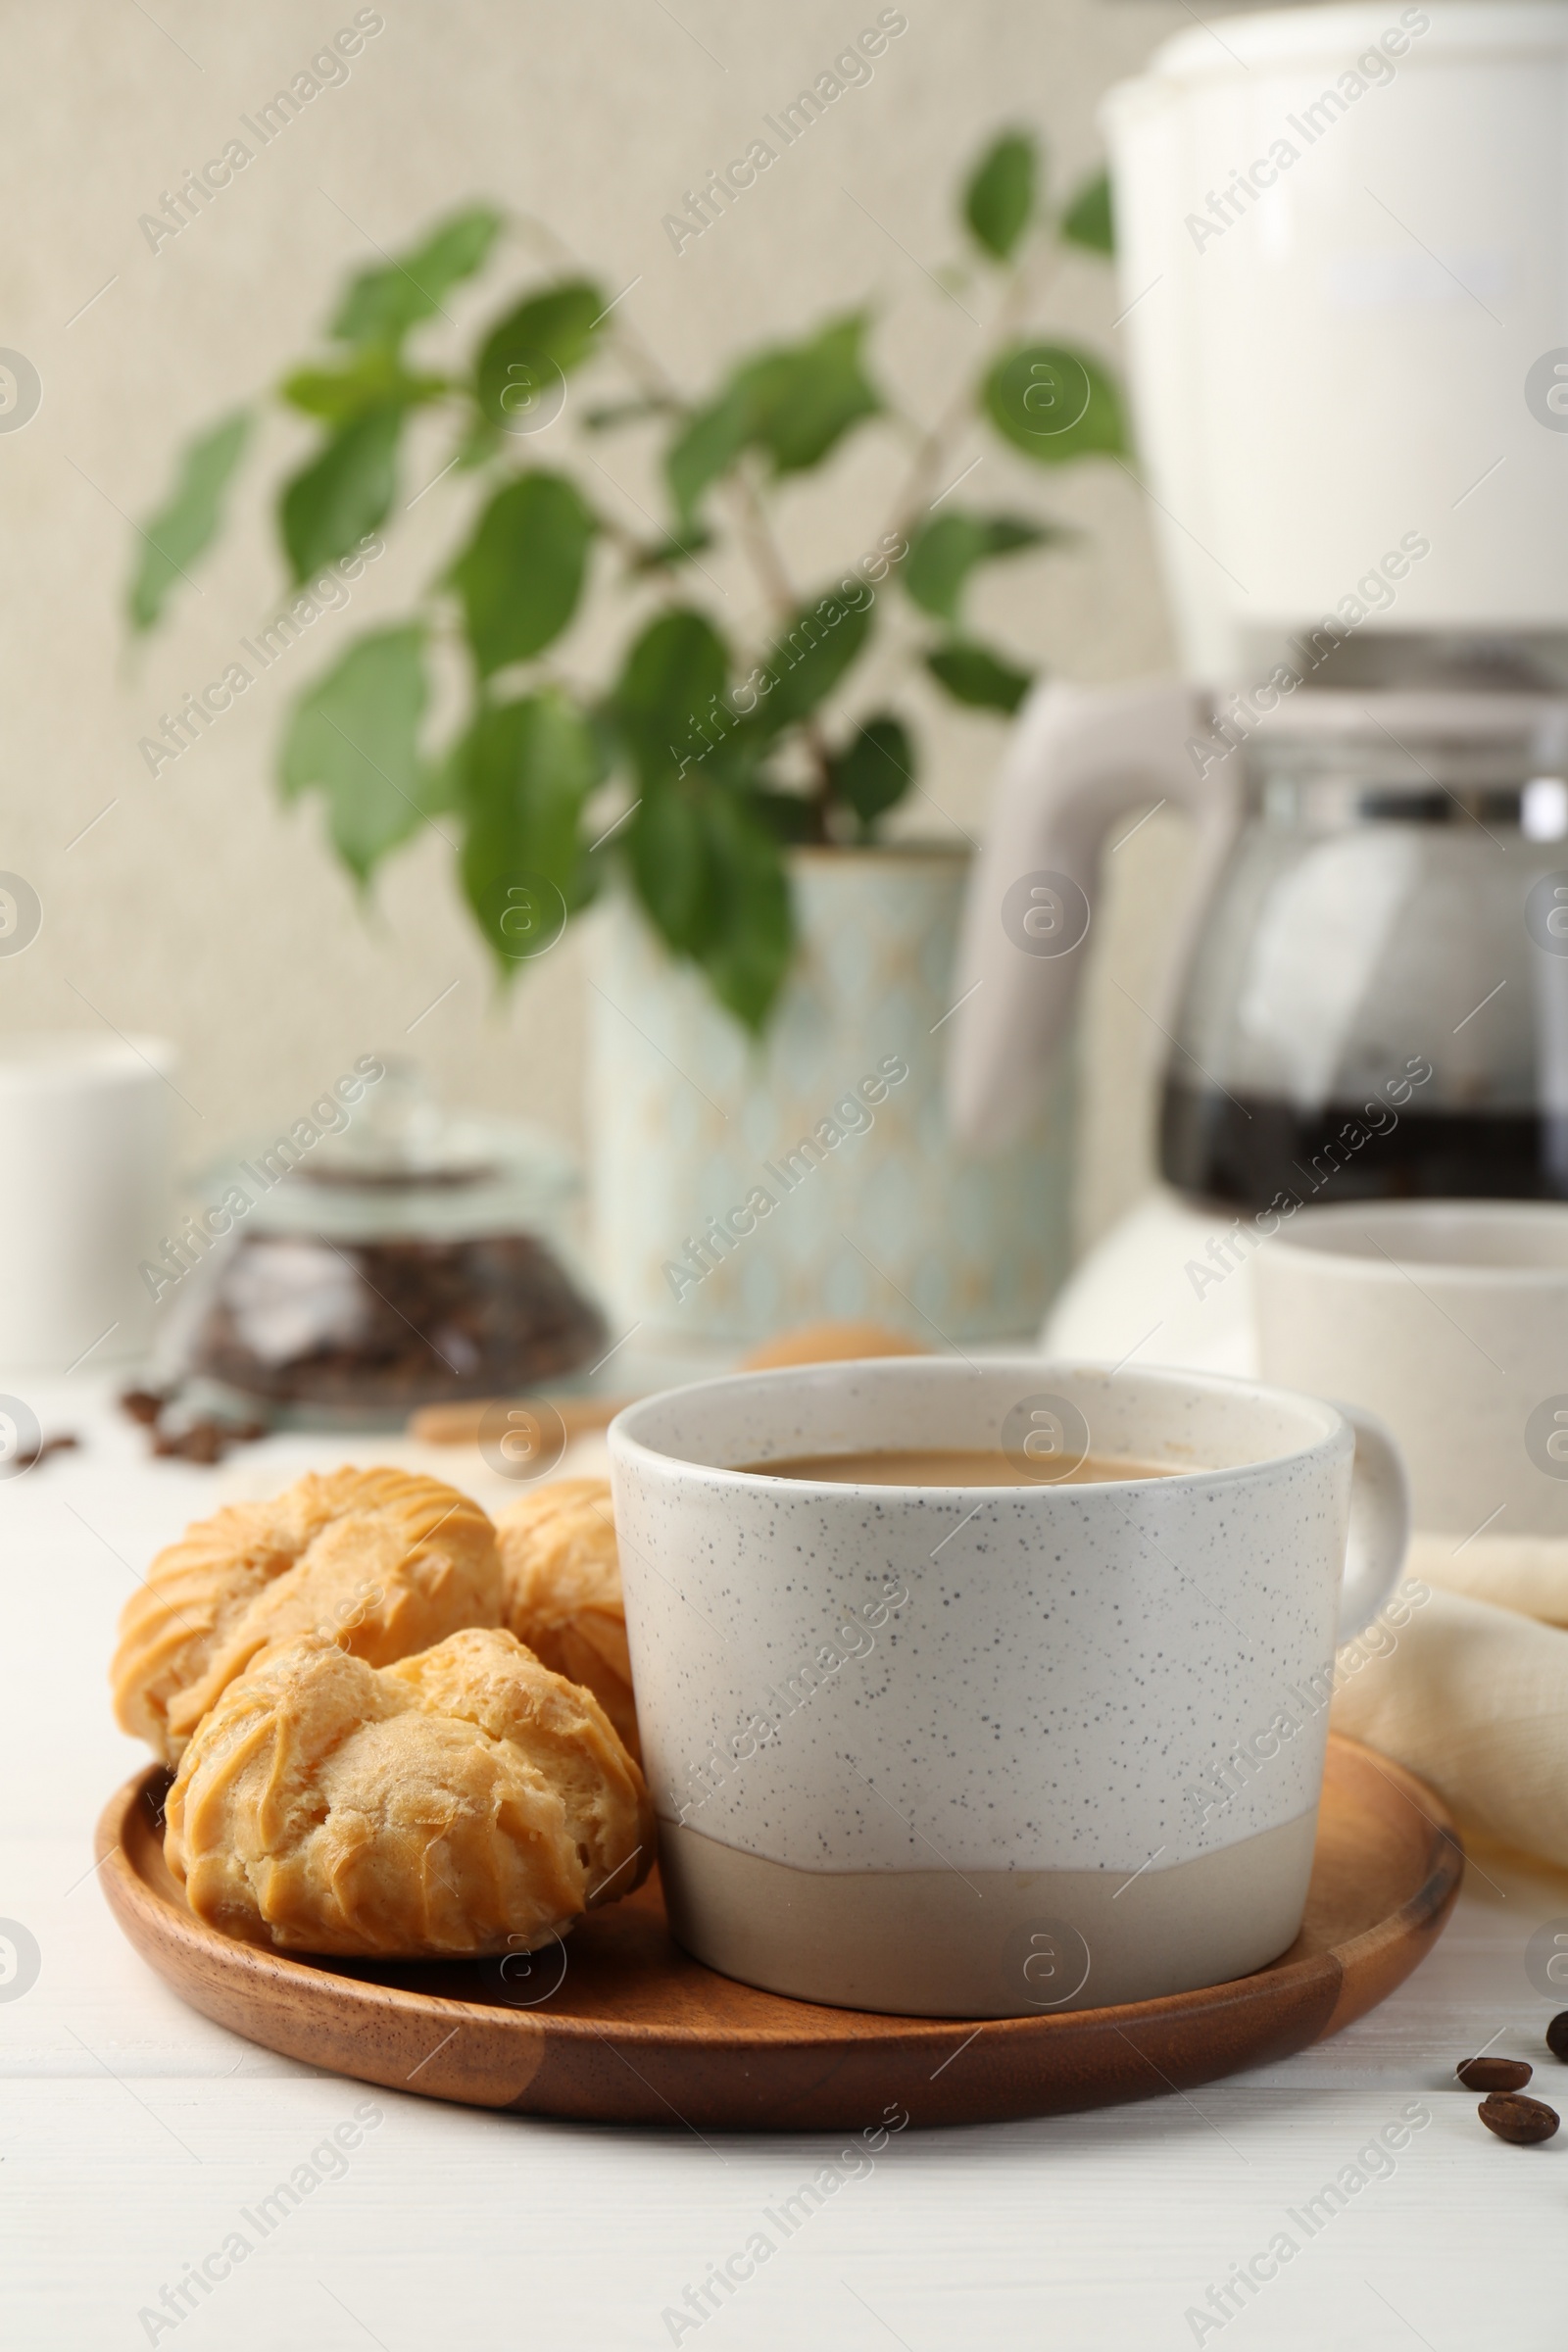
[1157,694,1568,1208]
[949,686,1568,1220]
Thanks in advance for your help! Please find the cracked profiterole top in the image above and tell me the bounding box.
[164,1626,653,1956]
[110,1466,503,1766]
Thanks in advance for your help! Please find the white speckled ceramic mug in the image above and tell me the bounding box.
[609,1358,1409,2019]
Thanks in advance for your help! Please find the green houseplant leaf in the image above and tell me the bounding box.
[281,348,449,425]
[127,138,1126,1030]
[475,279,607,432]
[127,410,251,631]
[612,609,793,1024]
[699,787,793,1031]
[925,637,1033,713]
[279,405,403,580]
[331,205,503,347]
[279,208,507,583]
[742,314,882,473]
[458,689,602,967]
[746,588,874,742]
[963,130,1037,262]
[279,625,430,878]
[623,775,792,1031]
[666,314,882,522]
[903,510,1058,625]
[830,715,914,833]
[624,778,715,956]
[1061,170,1114,256]
[448,471,597,675]
[664,383,752,527]
[612,608,731,787]
[984,341,1127,465]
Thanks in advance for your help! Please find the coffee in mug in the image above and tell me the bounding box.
[738,1447,1175,1487]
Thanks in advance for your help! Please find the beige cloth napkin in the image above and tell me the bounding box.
[1331,1534,1568,1865]
[1412,1531,1568,1629]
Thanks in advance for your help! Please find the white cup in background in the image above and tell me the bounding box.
[0,1033,174,1371]
[1254,1200,1568,1540]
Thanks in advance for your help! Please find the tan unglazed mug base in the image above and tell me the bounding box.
[658,1809,1320,2019]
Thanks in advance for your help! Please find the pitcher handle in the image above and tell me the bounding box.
[945,677,1236,1152]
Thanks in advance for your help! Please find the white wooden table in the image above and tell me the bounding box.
[4,1376,1566,2352]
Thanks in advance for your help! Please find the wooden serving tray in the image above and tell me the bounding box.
[97,1736,1461,2132]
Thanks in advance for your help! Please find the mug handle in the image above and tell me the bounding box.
[1336,1402,1411,1642]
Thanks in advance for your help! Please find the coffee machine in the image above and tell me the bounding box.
[950,1,1568,1370]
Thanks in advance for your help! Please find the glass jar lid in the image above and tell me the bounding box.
[198,1060,581,1242]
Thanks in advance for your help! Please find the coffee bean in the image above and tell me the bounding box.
[119,1388,169,1426]
[153,1424,219,1463]
[1457,2057,1532,2091]
[1547,2012,1568,2063]
[9,1432,77,1470]
[1479,2091,1560,2144]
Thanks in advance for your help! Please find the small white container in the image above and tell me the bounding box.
[0,1033,174,1371]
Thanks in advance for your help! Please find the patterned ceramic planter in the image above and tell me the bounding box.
[586,846,1071,1344]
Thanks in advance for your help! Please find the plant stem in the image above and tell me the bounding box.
[801,717,838,838]
[510,211,803,646]
[603,311,687,414]
[508,210,694,449]
[885,236,1062,540]
[727,460,798,625]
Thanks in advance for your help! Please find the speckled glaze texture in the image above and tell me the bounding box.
[610,1360,1404,1878]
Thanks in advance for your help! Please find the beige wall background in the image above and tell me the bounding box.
[1,0,1208,1257]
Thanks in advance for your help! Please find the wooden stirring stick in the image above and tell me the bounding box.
[407,1395,634,1446]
